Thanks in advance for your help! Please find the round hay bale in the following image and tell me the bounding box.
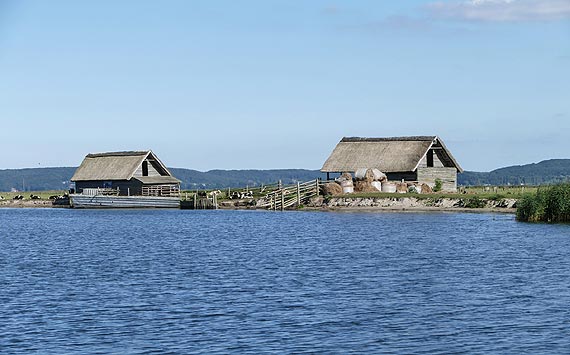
[364,169,375,183]
[421,183,433,194]
[396,182,408,194]
[354,180,379,193]
[371,169,387,182]
[371,181,382,191]
[339,172,353,182]
[322,182,343,196]
[354,168,367,181]
[381,182,397,193]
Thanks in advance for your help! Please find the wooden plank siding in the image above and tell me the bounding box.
[133,160,162,177]
[417,149,445,168]
[417,167,457,192]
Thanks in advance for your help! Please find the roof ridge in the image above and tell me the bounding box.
[86,150,151,158]
[341,136,437,142]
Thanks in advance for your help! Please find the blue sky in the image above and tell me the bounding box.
[0,0,568,171]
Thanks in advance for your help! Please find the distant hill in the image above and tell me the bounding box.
[0,167,324,192]
[457,159,570,186]
[170,168,324,190]
[0,167,77,192]
[2,159,570,191]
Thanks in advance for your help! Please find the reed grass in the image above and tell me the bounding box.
[516,183,570,222]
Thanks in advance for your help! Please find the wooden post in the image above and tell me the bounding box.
[193,193,197,209]
[278,180,282,189]
[281,189,284,211]
[297,182,301,206]
[273,194,277,211]
[315,179,320,196]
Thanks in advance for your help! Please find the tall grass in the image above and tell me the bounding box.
[516,183,570,222]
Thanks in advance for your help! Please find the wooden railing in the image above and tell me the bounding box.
[81,187,120,196]
[141,185,180,197]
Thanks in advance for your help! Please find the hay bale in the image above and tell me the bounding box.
[354,168,367,181]
[322,182,343,196]
[421,183,433,194]
[354,180,379,193]
[339,172,353,182]
[371,181,382,191]
[364,169,375,183]
[396,182,408,194]
[371,169,387,182]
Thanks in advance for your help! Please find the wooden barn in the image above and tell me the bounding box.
[71,150,180,197]
[321,136,463,192]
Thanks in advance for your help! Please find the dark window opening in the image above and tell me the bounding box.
[142,161,149,176]
[427,150,434,167]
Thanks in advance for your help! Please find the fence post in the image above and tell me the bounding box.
[297,182,301,206]
[281,189,285,211]
[315,179,320,196]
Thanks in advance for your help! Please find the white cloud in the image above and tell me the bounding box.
[426,0,570,22]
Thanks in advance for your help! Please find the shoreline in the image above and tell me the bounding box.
[1,195,518,214]
[301,206,516,214]
[0,200,59,208]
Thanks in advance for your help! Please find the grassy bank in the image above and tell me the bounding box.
[516,184,570,222]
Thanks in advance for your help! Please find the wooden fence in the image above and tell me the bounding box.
[180,193,218,210]
[258,179,320,211]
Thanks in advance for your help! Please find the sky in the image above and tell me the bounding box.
[0,0,568,172]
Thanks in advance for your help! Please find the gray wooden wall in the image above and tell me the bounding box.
[417,167,457,192]
[133,159,162,177]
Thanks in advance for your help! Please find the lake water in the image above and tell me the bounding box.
[1,209,570,354]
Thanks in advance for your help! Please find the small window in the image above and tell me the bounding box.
[427,150,434,167]
[142,161,149,176]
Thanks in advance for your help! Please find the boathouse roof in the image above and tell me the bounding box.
[321,136,463,173]
[71,150,178,182]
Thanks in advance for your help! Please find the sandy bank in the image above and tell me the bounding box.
[0,199,62,208]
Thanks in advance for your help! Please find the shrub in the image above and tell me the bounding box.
[433,179,443,192]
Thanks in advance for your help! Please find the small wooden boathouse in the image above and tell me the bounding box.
[69,151,181,207]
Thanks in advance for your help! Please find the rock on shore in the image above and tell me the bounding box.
[306,196,517,212]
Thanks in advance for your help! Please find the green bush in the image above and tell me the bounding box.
[516,184,570,222]
[433,179,443,192]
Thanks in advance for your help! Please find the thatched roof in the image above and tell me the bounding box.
[321,136,463,173]
[71,150,174,181]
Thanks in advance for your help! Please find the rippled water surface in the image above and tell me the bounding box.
[1,209,570,354]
